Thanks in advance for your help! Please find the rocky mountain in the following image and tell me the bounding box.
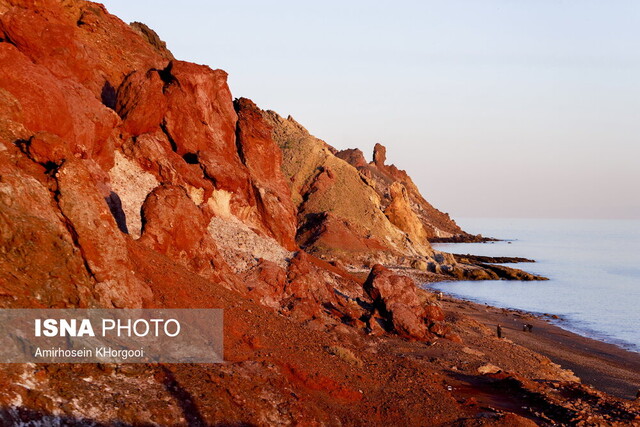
[0,0,636,425]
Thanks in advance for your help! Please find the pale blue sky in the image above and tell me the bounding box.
[105,1,640,219]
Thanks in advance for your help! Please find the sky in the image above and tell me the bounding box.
[105,1,640,219]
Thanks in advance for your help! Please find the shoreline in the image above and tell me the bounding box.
[437,292,640,400]
[431,284,639,355]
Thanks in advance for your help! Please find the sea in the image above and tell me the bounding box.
[428,218,640,353]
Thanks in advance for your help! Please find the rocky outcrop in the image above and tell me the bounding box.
[453,254,536,264]
[335,147,368,168]
[296,212,388,260]
[263,110,513,279]
[384,182,429,245]
[340,142,480,241]
[263,111,432,264]
[0,0,167,101]
[129,21,174,60]
[363,264,453,341]
[234,98,297,251]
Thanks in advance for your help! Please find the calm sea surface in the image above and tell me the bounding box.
[429,218,640,353]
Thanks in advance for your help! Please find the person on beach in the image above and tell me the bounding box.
[497,325,503,339]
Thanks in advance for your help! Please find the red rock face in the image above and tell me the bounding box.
[0,43,120,170]
[0,0,167,96]
[55,159,153,307]
[0,0,453,331]
[161,62,251,199]
[0,0,261,311]
[0,0,316,313]
[115,69,167,136]
[0,148,94,308]
[234,98,297,250]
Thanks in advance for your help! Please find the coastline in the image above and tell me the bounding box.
[438,293,640,400]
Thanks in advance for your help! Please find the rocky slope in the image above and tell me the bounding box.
[263,109,545,281]
[0,0,636,425]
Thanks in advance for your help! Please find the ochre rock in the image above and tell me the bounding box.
[384,181,429,245]
[370,144,469,240]
[335,148,368,168]
[337,141,474,241]
[372,143,387,168]
[263,110,427,261]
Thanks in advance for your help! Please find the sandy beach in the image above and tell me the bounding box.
[440,295,640,400]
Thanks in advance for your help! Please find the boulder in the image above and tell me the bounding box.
[335,148,368,168]
[363,264,444,340]
[115,69,167,136]
[242,259,288,308]
[387,303,430,339]
[411,259,428,271]
[285,251,339,310]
